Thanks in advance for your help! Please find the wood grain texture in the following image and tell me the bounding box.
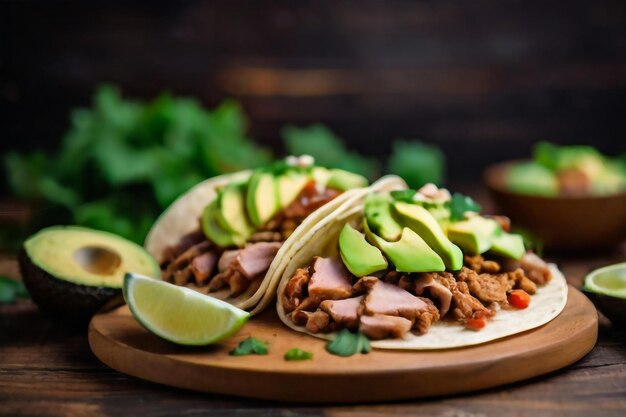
[87,286,596,403]
[2,243,626,416]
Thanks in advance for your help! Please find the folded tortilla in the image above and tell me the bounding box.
[145,170,407,315]
[276,194,569,350]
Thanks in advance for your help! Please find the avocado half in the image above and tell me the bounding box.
[19,226,160,322]
[583,262,626,328]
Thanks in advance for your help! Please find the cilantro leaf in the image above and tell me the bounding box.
[387,140,444,188]
[229,337,268,356]
[390,190,417,203]
[325,329,371,357]
[284,348,313,361]
[447,193,481,222]
[282,124,379,179]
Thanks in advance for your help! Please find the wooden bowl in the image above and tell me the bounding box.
[484,160,626,252]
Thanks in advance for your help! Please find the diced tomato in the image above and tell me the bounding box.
[508,289,531,309]
[466,317,487,331]
[301,181,318,197]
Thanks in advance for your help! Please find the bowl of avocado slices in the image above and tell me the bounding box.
[484,142,626,251]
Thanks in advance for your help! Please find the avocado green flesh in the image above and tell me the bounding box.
[247,172,280,227]
[326,169,368,191]
[364,194,403,242]
[202,201,242,248]
[216,183,254,238]
[507,162,558,196]
[364,221,445,273]
[447,217,500,256]
[489,232,525,260]
[393,202,463,270]
[277,172,309,208]
[339,224,388,277]
[23,226,159,287]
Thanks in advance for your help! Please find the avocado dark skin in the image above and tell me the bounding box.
[583,289,626,328]
[19,248,122,324]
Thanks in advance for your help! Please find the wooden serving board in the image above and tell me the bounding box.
[88,286,598,403]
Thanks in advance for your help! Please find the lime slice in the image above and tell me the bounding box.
[123,273,249,345]
[583,262,626,299]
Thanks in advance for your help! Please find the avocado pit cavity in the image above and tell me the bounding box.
[73,245,122,275]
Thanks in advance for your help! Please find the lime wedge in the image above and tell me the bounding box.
[583,262,626,299]
[123,273,250,345]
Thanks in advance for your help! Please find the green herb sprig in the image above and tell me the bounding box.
[229,336,268,356]
[284,348,313,361]
[325,329,371,357]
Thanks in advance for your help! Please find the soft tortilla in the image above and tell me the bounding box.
[275,201,569,350]
[144,171,407,314]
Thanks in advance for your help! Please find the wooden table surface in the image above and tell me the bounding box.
[2,247,626,417]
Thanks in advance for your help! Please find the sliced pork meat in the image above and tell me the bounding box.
[414,273,453,316]
[359,314,413,340]
[319,296,363,330]
[457,267,510,304]
[236,242,281,279]
[218,250,240,272]
[520,252,552,285]
[190,252,218,286]
[354,276,430,322]
[292,309,332,333]
[507,268,537,294]
[160,230,206,268]
[424,271,493,320]
[163,240,215,284]
[281,267,311,314]
[307,257,353,301]
[207,268,249,296]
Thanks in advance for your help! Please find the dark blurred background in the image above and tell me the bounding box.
[3,0,625,186]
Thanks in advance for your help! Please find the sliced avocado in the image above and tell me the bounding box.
[447,216,501,255]
[19,226,159,321]
[393,202,463,270]
[326,169,368,191]
[490,232,525,260]
[202,200,242,248]
[277,171,309,208]
[507,162,558,196]
[339,223,388,277]
[216,183,254,239]
[364,220,445,273]
[246,171,280,227]
[364,193,403,241]
[311,167,331,187]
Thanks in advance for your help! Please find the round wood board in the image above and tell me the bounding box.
[88,286,597,403]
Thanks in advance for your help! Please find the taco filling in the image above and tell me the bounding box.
[158,157,368,297]
[280,184,554,340]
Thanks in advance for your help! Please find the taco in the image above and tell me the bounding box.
[276,184,568,349]
[145,155,406,314]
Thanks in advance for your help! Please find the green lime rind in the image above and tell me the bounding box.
[583,262,626,300]
[123,272,250,346]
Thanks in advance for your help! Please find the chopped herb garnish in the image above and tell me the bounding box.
[0,276,29,304]
[325,329,371,357]
[229,336,268,356]
[390,190,417,203]
[447,193,481,221]
[284,348,313,361]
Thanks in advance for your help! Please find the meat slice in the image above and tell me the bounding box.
[236,242,281,279]
[208,269,249,296]
[354,276,430,322]
[281,267,311,314]
[414,273,453,317]
[218,250,240,272]
[319,296,363,330]
[190,252,218,285]
[457,267,510,304]
[507,268,537,295]
[307,257,354,301]
[292,310,332,333]
[359,314,412,340]
[163,240,213,283]
[520,253,552,285]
